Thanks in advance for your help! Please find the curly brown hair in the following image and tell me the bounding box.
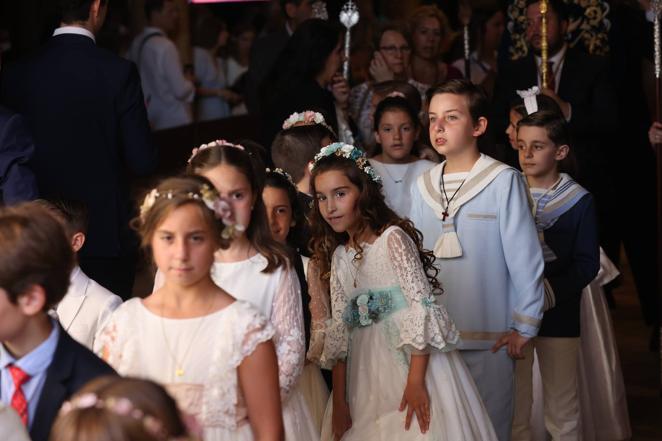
[309,155,441,294]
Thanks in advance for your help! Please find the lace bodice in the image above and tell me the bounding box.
[306,258,330,364]
[95,299,274,430]
[319,226,460,368]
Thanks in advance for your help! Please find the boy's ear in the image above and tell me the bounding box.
[71,232,86,253]
[374,130,382,145]
[17,285,48,316]
[555,144,570,161]
[472,117,488,138]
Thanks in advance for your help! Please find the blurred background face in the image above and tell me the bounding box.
[483,11,505,51]
[525,2,566,55]
[378,30,411,75]
[319,39,343,84]
[236,29,255,57]
[412,16,441,60]
[152,0,180,34]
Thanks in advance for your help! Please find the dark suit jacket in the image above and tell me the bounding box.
[0,33,157,258]
[539,193,600,337]
[0,106,38,204]
[0,325,116,441]
[245,27,290,115]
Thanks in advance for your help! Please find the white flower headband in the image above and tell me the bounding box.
[516,86,540,115]
[140,184,245,239]
[59,393,183,440]
[310,142,382,185]
[187,139,244,164]
[282,110,337,137]
[266,167,296,187]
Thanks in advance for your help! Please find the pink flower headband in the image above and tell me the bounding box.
[187,139,244,164]
[266,167,296,187]
[282,110,337,137]
[139,184,245,239]
[59,393,199,440]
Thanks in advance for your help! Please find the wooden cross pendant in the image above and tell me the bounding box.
[442,211,449,221]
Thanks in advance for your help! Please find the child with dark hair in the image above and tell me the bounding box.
[0,202,115,441]
[369,96,435,216]
[272,111,338,255]
[262,168,329,431]
[34,199,122,350]
[309,143,496,440]
[408,79,545,440]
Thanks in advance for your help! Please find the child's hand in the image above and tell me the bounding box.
[491,330,530,359]
[332,399,352,440]
[399,380,430,433]
[648,121,662,147]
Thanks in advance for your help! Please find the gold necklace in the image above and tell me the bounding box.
[159,294,216,379]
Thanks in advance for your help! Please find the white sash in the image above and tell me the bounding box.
[417,154,511,258]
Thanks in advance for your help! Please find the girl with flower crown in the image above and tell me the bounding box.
[95,175,284,441]
[309,143,497,440]
[168,141,319,440]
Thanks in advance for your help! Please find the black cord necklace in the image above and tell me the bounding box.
[439,168,467,221]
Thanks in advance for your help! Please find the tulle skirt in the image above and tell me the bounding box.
[296,363,330,433]
[320,323,497,440]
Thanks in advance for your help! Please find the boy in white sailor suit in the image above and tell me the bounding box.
[408,79,545,441]
[36,199,122,349]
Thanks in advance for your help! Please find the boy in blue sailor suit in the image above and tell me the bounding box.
[511,111,599,441]
[408,79,545,441]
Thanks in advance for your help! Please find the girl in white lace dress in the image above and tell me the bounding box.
[183,141,319,440]
[95,176,284,441]
[309,143,497,440]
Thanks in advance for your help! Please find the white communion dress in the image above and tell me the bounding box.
[319,226,498,441]
[368,158,435,218]
[154,254,319,439]
[95,299,274,441]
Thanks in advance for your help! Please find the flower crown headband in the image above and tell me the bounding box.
[139,183,244,240]
[310,143,382,185]
[60,393,185,440]
[282,111,337,137]
[187,139,244,164]
[266,167,296,187]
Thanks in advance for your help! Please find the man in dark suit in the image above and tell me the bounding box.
[0,202,116,441]
[244,0,313,115]
[0,106,38,205]
[0,0,157,299]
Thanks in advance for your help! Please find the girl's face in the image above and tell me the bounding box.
[412,17,441,60]
[314,170,361,236]
[262,186,293,244]
[320,40,343,85]
[201,164,254,235]
[506,109,522,150]
[375,109,419,163]
[151,203,217,288]
[378,30,411,75]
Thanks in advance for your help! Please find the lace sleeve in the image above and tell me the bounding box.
[270,265,305,400]
[386,228,460,353]
[233,303,276,366]
[319,255,350,369]
[306,259,331,365]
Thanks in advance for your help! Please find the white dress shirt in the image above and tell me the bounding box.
[52,26,95,42]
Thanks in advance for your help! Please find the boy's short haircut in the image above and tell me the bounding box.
[0,202,74,309]
[517,110,570,147]
[428,79,489,125]
[34,198,89,237]
[271,124,338,183]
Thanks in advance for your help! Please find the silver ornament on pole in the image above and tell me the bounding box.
[339,0,359,80]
